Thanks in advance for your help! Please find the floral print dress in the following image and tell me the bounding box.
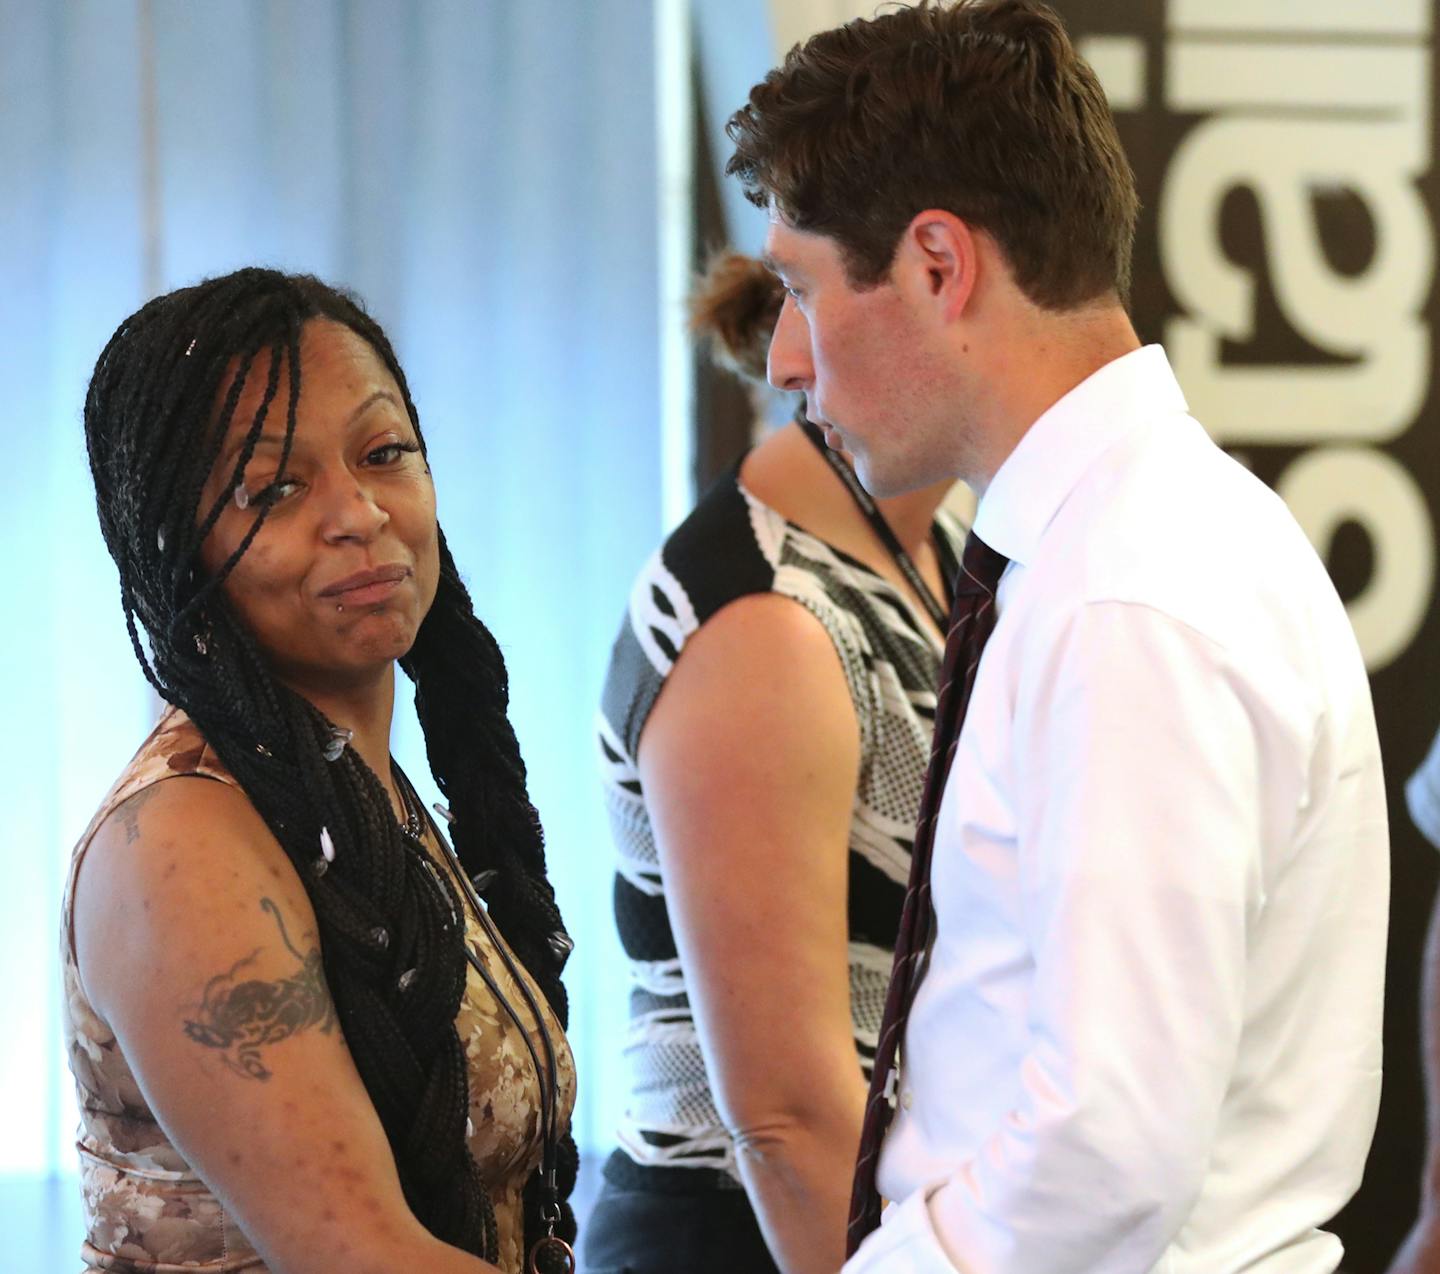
[61,707,576,1273]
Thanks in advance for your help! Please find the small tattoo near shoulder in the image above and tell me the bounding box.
[182,898,336,1081]
[118,784,163,845]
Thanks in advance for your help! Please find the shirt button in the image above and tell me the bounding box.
[901,1089,914,1110]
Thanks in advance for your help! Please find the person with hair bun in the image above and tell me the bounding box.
[586,251,962,1274]
[65,268,577,1274]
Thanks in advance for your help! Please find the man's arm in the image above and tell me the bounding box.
[848,601,1287,1273]
[639,593,867,1274]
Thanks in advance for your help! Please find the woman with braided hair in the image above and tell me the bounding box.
[63,268,577,1274]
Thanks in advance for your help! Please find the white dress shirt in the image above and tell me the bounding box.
[846,346,1388,1274]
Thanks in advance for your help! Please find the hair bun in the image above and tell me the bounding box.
[688,251,785,384]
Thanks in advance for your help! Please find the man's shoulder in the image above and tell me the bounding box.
[1018,418,1359,693]
[1060,418,1324,606]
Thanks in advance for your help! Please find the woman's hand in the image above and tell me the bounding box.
[73,776,500,1274]
[639,592,866,1274]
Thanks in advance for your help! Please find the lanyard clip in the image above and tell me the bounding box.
[883,1065,900,1108]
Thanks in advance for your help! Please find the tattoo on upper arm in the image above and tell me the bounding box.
[118,785,162,845]
[182,898,336,1080]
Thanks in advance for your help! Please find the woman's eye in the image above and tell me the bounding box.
[236,477,302,511]
[364,441,421,466]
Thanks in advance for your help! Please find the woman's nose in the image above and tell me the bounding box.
[320,476,389,543]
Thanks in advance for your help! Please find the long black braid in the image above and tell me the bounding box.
[83,267,577,1264]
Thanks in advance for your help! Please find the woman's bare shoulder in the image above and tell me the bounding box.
[101,771,263,845]
[75,774,309,1021]
[89,772,291,891]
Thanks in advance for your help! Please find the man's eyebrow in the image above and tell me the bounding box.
[762,256,808,292]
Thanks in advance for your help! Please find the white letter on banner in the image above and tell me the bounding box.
[1162,117,1431,446]
[1277,446,1435,671]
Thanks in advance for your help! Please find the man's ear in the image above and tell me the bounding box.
[899,209,978,322]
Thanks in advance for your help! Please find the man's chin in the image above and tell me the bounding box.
[853,454,924,500]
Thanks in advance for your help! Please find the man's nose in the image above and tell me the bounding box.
[767,295,814,394]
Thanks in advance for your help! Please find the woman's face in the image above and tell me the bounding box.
[198,319,441,696]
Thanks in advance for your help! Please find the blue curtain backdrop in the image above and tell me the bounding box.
[0,0,660,1257]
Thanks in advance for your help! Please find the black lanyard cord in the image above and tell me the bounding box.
[798,416,951,631]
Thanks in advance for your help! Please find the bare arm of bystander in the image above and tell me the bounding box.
[639,591,866,1274]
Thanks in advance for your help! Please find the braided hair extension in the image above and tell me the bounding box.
[83,267,576,1262]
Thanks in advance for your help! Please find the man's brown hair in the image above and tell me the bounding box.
[726,0,1138,310]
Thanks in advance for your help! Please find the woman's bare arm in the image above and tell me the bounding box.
[72,776,499,1274]
[639,593,866,1274]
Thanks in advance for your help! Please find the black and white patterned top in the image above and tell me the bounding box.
[596,462,964,1187]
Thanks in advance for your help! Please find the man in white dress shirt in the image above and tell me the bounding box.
[727,2,1389,1270]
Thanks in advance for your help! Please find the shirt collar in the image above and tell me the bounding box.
[971,344,1188,567]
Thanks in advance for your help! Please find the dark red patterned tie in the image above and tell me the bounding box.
[846,529,1010,1255]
